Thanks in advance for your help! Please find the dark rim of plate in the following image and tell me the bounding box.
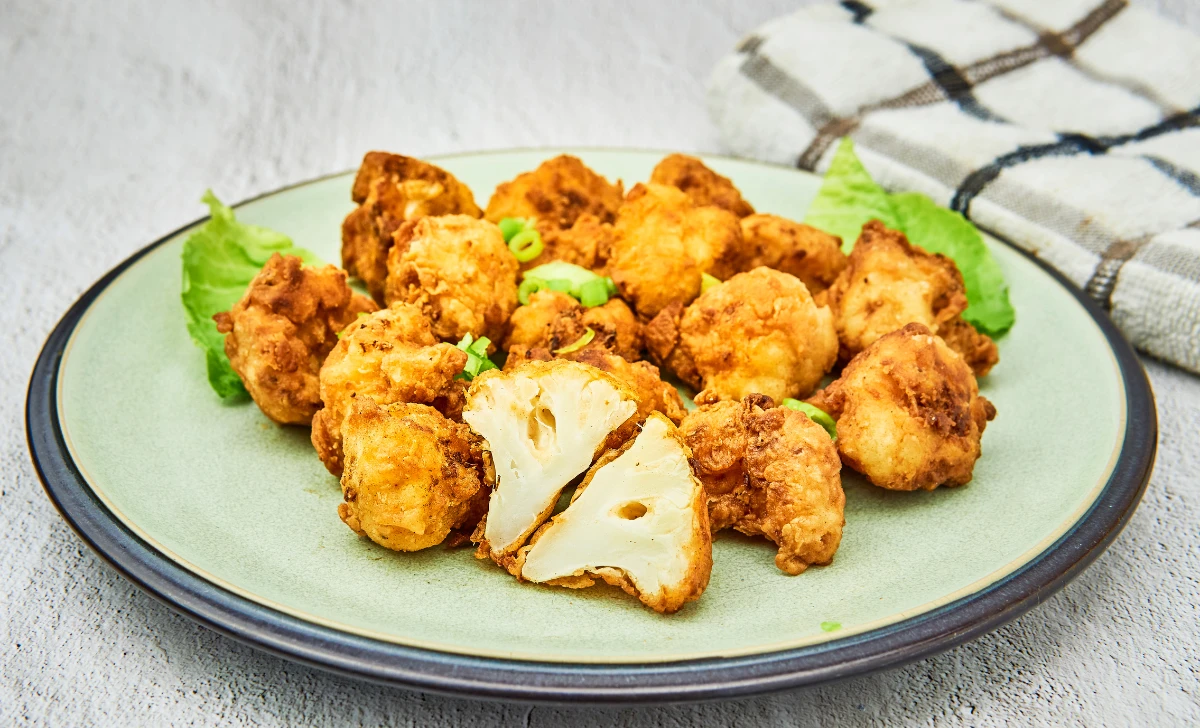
[25,149,1157,705]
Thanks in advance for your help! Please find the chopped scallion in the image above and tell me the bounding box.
[553,328,595,355]
[781,399,838,440]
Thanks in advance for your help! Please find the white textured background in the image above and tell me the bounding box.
[2,1,1198,725]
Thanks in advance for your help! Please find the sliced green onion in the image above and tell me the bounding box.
[781,398,837,440]
[820,621,841,632]
[604,276,618,296]
[518,278,545,305]
[524,262,599,290]
[578,278,610,308]
[509,228,544,262]
[544,278,574,293]
[701,272,722,293]
[553,328,595,355]
[454,333,498,381]
[498,217,530,243]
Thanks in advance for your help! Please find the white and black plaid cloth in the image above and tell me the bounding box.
[709,0,1200,373]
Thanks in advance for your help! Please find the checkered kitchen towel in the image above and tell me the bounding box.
[708,0,1200,373]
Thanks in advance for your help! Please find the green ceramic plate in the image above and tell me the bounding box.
[28,149,1155,703]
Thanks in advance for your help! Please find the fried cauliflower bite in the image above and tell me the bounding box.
[739,214,848,294]
[819,323,997,491]
[649,153,755,217]
[383,215,519,344]
[342,152,482,303]
[213,254,377,425]
[606,183,745,317]
[464,360,640,559]
[645,267,838,403]
[311,303,469,476]
[338,399,489,551]
[682,394,844,575]
[824,221,998,376]
[506,346,687,427]
[515,413,713,614]
[484,155,624,231]
[503,290,643,362]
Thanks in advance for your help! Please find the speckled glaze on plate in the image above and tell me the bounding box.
[27,149,1155,704]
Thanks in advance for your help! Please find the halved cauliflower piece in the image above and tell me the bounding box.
[462,360,639,558]
[518,413,713,614]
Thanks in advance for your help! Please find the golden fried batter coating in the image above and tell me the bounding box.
[739,214,848,294]
[484,155,624,231]
[645,267,838,403]
[938,316,1000,377]
[339,399,488,551]
[682,394,844,575]
[649,153,755,217]
[503,290,643,362]
[507,345,686,428]
[824,221,986,364]
[311,303,468,476]
[384,215,519,344]
[342,152,482,303]
[214,254,376,425]
[525,213,616,273]
[820,323,996,491]
[606,183,745,317]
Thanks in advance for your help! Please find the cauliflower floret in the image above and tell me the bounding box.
[384,214,519,345]
[338,399,488,551]
[649,153,755,218]
[518,413,713,614]
[311,303,468,476]
[606,183,745,318]
[462,360,639,557]
[341,151,482,303]
[739,214,847,294]
[816,323,997,491]
[214,253,376,425]
[681,394,844,575]
[645,267,838,403]
[484,155,624,231]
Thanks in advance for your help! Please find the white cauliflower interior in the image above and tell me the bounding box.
[463,360,638,556]
[520,413,711,613]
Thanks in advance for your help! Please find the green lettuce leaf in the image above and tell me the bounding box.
[803,138,1014,336]
[454,333,498,381]
[180,190,321,398]
[890,193,1015,335]
[803,137,899,245]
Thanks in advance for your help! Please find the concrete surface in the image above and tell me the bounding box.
[1,1,1197,725]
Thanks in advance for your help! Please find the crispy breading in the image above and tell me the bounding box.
[214,254,376,425]
[484,155,624,231]
[819,323,997,491]
[649,153,755,217]
[824,221,996,367]
[645,267,838,403]
[311,303,468,476]
[524,213,615,273]
[384,215,519,344]
[503,290,643,362]
[681,394,845,575]
[506,345,686,428]
[606,183,745,317]
[739,214,848,293]
[341,152,482,303]
[938,315,1000,377]
[339,399,489,551]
